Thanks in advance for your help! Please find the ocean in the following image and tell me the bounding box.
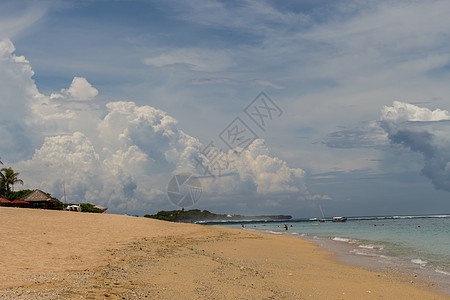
[210,215,450,294]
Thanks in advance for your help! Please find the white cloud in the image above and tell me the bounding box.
[18,96,319,212]
[1,27,326,214]
[196,139,329,208]
[381,101,450,123]
[50,77,98,101]
[17,131,136,209]
[29,76,105,147]
[232,139,305,194]
[0,39,15,58]
[0,38,42,161]
[0,38,317,213]
[18,99,204,212]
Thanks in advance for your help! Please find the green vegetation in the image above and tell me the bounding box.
[78,203,103,213]
[0,167,24,193]
[49,199,65,210]
[0,163,28,200]
[1,189,34,201]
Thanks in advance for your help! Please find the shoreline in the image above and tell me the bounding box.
[308,234,450,296]
[1,207,448,299]
[243,227,450,296]
[220,217,450,296]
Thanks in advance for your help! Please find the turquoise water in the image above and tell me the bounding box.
[212,215,450,288]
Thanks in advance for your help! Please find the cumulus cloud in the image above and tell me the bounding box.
[18,99,203,213]
[381,101,450,123]
[380,101,450,193]
[200,139,305,194]
[231,139,305,194]
[1,39,322,214]
[50,77,98,101]
[0,38,40,161]
[193,139,330,212]
[19,99,319,212]
[0,38,14,57]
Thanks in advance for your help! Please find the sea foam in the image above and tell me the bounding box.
[411,259,428,266]
[435,269,450,276]
[332,237,351,242]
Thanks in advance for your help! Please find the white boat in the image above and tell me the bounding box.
[332,216,347,222]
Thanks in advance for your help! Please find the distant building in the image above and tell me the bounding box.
[66,204,81,212]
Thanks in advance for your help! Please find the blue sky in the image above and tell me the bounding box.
[1,0,450,217]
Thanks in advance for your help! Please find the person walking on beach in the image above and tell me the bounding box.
[284,224,288,231]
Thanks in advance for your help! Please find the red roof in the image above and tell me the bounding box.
[0,197,11,203]
[11,200,29,204]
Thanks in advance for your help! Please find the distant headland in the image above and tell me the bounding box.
[144,209,292,223]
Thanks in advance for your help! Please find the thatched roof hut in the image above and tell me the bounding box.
[22,190,53,202]
[21,190,60,209]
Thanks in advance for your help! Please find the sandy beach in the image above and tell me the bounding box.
[0,207,447,299]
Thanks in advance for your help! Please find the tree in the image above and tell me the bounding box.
[0,167,24,193]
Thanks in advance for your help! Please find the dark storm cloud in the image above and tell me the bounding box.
[385,125,450,193]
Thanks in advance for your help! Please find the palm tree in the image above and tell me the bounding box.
[0,167,24,192]
[0,160,4,194]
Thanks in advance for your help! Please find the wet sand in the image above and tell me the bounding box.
[0,207,447,299]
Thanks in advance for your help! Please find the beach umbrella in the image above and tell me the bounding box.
[0,197,11,203]
[11,199,29,205]
[94,205,108,213]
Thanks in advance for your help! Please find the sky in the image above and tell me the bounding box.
[1,0,450,217]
